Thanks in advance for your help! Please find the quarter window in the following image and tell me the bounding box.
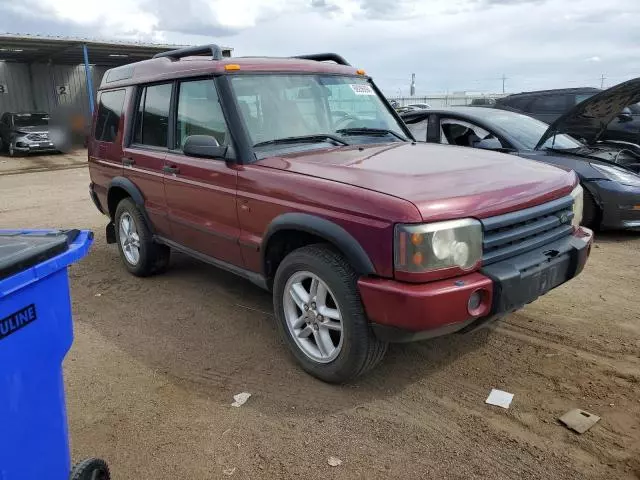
[133,83,172,147]
[94,89,126,142]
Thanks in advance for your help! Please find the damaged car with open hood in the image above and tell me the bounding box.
[401,77,640,230]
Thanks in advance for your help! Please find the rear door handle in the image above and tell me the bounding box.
[163,165,180,174]
[122,157,135,166]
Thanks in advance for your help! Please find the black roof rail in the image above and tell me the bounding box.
[153,44,224,61]
[292,53,351,66]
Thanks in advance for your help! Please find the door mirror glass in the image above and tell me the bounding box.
[183,135,228,158]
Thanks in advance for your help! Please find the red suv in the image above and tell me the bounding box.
[88,45,593,382]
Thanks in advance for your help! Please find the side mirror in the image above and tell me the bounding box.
[183,135,228,159]
[618,109,633,122]
[474,136,504,151]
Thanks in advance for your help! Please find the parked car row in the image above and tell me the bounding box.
[88,45,593,382]
[401,78,640,231]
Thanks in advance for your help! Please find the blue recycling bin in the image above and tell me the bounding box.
[0,229,94,480]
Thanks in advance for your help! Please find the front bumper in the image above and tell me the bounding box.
[359,227,593,343]
[13,136,57,153]
[590,180,640,230]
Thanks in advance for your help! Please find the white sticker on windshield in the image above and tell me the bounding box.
[350,84,375,96]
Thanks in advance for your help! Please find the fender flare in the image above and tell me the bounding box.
[261,213,376,276]
[107,177,154,232]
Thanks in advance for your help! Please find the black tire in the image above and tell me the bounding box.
[70,457,110,480]
[582,186,600,230]
[8,143,19,157]
[114,198,170,276]
[273,244,388,383]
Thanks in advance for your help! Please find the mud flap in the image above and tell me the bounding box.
[106,222,116,244]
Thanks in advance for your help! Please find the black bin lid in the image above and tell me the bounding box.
[0,230,80,281]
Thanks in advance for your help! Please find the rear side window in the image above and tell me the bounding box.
[504,96,532,112]
[530,94,569,113]
[95,89,126,142]
[133,83,172,148]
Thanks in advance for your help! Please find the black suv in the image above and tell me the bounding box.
[495,87,640,144]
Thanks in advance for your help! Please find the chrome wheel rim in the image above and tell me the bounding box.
[119,212,141,265]
[283,271,343,363]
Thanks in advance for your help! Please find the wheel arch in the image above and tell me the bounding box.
[261,213,376,286]
[107,177,145,219]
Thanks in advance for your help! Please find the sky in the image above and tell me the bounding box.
[1,0,639,96]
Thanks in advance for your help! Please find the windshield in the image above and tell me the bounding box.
[479,110,581,150]
[13,113,49,128]
[230,75,406,147]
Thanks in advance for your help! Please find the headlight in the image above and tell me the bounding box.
[394,218,482,273]
[591,163,640,187]
[570,184,583,228]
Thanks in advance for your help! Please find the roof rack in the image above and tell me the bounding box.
[292,53,351,66]
[153,44,224,61]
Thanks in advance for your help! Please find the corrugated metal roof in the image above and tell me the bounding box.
[0,33,233,66]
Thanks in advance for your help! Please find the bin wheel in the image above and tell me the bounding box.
[70,457,110,480]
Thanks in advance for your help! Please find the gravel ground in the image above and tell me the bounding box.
[1,167,639,480]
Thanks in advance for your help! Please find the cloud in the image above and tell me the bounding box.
[1,0,640,94]
[310,0,342,13]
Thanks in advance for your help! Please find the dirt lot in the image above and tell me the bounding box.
[1,166,639,479]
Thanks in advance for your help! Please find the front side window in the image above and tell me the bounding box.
[230,74,406,148]
[95,89,126,142]
[133,83,171,147]
[440,118,496,148]
[176,79,229,149]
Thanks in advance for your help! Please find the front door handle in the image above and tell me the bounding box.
[122,157,135,166]
[163,165,180,174]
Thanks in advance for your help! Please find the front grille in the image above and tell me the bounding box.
[26,133,48,141]
[481,195,574,265]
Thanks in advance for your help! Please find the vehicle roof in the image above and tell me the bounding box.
[401,106,518,121]
[99,56,361,90]
[501,87,600,98]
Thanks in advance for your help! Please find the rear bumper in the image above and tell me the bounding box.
[359,227,593,343]
[590,180,640,230]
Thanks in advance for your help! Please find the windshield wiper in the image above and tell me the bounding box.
[335,127,406,141]
[253,134,348,148]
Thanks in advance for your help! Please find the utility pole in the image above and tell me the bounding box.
[501,74,507,94]
[600,74,606,89]
[410,73,416,97]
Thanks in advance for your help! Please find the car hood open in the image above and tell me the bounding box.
[257,142,576,222]
[536,77,640,149]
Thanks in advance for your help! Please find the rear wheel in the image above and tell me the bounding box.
[582,186,600,229]
[70,457,110,480]
[114,198,170,276]
[273,244,387,383]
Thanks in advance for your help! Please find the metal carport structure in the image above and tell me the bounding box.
[0,34,232,117]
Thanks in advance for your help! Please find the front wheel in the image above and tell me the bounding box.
[582,186,600,230]
[273,244,387,383]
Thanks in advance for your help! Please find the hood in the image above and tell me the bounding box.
[257,143,576,221]
[536,77,640,149]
